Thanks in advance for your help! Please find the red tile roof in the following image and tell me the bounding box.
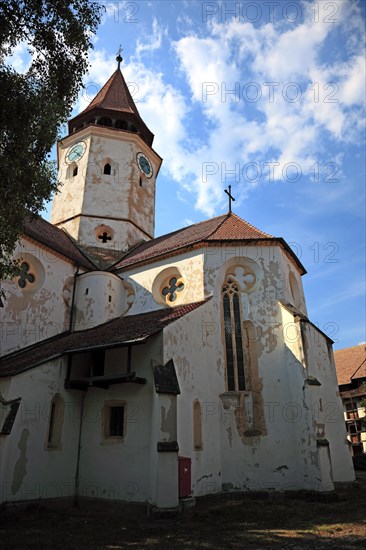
[22,215,96,270]
[113,213,272,269]
[207,213,272,240]
[0,301,208,377]
[334,344,366,386]
[112,212,300,272]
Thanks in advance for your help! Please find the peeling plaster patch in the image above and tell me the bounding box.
[227,426,233,447]
[216,359,222,374]
[197,473,213,483]
[175,355,191,384]
[11,429,29,495]
[310,451,318,466]
[315,422,326,439]
[160,399,175,441]
[274,465,289,472]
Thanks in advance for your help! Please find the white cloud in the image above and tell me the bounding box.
[70,3,365,217]
[167,3,365,214]
[136,18,165,56]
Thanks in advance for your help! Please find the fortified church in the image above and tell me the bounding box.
[0,56,355,509]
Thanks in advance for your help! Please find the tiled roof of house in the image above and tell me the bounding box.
[334,344,366,386]
[23,215,96,270]
[113,212,275,270]
[0,300,208,377]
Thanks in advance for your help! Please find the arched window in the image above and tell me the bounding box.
[99,117,112,127]
[193,400,202,450]
[222,278,246,391]
[103,163,111,175]
[67,162,78,179]
[47,394,64,450]
[115,119,128,130]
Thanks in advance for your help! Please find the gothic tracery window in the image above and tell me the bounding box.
[222,278,246,391]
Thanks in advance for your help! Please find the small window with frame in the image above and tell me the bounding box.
[102,400,126,443]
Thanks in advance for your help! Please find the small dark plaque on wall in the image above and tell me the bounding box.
[152,359,180,395]
[157,441,179,452]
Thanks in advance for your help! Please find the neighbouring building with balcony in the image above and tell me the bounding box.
[334,344,366,457]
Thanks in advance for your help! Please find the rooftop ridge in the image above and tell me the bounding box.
[207,211,273,240]
[113,211,278,271]
[23,214,95,270]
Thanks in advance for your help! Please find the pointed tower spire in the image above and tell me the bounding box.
[68,54,154,146]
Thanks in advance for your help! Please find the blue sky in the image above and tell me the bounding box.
[10,0,365,349]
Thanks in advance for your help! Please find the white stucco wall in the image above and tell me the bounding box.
[76,335,164,505]
[0,359,81,504]
[158,243,353,496]
[73,271,128,330]
[300,322,355,484]
[0,238,77,356]
[122,250,205,316]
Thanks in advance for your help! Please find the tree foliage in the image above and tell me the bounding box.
[0,0,103,282]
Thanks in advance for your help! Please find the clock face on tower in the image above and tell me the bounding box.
[137,152,153,178]
[66,141,87,164]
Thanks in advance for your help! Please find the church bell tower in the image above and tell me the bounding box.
[50,52,162,252]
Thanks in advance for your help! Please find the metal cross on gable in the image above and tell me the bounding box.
[224,185,235,213]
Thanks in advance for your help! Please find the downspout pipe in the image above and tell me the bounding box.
[70,265,83,506]
[74,390,86,507]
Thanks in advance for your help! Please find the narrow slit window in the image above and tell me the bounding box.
[47,395,64,449]
[48,403,56,444]
[109,406,124,437]
[193,400,202,450]
[72,166,78,177]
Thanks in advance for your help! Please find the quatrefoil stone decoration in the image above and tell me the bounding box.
[231,266,256,292]
[17,262,35,289]
[98,232,112,243]
[162,277,185,302]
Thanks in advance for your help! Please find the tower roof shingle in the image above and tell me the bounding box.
[68,68,154,145]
